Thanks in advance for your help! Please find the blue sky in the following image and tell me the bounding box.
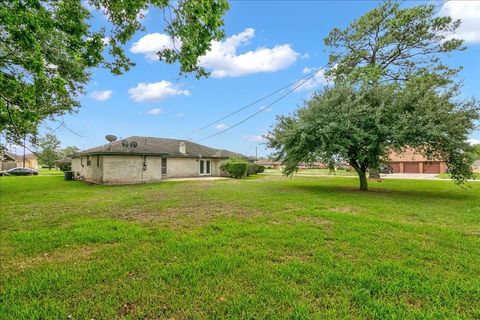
[32,1,480,157]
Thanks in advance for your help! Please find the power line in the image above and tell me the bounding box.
[195,68,325,143]
[193,0,449,143]
[181,67,324,139]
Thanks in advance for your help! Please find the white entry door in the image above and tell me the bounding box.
[199,159,211,176]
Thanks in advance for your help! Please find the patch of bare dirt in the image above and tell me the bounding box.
[6,245,103,271]
[119,302,137,316]
[296,216,333,226]
[328,206,359,214]
[110,182,266,229]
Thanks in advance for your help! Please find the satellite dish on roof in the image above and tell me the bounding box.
[129,141,138,148]
[105,134,117,142]
[122,140,129,148]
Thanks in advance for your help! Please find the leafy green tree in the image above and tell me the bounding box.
[324,0,463,85]
[268,82,479,190]
[37,134,61,169]
[269,1,480,190]
[470,144,480,160]
[62,146,80,158]
[0,0,229,143]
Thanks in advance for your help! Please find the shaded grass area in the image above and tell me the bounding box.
[0,175,479,319]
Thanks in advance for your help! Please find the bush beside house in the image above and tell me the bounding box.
[221,158,266,178]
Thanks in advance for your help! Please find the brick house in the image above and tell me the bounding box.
[388,148,447,174]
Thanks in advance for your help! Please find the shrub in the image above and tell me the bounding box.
[247,162,258,176]
[56,162,71,172]
[256,165,265,173]
[221,159,249,178]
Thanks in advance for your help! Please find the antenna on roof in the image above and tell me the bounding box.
[105,134,118,143]
[105,134,117,150]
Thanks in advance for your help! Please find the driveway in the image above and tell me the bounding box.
[380,173,439,180]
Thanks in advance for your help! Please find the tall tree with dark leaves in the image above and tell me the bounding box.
[268,1,479,190]
[37,133,61,169]
[0,0,229,144]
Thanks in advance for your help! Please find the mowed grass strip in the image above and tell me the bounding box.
[0,175,479,319]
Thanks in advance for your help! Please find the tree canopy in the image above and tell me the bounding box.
[324,0,463,85]
[268,0,479,190]
[0,0,229,144]
[268,80,479,190]
[37,133,61,169]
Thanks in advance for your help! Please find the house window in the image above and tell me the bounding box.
[96,156,100,167]
[161,158,167,175]
[86,156,91,166]
[199,159,211,175]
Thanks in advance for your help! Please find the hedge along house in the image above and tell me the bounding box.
[71,136,241,184]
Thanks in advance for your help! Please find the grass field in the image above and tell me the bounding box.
[436,173,480,180]
[1,174,479,319]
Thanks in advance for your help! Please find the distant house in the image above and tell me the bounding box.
[388,148,447,174]
[71,136,242,184]
[0,151,39,171]
[1,151,16,171]
[254,159,282,169]
[472,160,480,173]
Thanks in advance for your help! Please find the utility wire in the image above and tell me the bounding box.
[195,68,325,143]
[181,67,324,139]
[193,0,449,143]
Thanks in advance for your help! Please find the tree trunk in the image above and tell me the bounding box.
[358,169,368,191]
[349,159,369,191]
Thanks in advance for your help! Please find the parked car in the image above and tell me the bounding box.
[0,167,38,176]
[379,164,394,174]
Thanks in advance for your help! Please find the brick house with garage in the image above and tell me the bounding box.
[388,148,447,174]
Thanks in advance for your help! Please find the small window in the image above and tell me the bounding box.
[96,156,100,167]
[86,156,91,166]
[161,158,167,175]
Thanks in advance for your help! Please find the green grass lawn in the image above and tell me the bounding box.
[1,175,479,319]
[38,168,64,176]
[436,173,480,180]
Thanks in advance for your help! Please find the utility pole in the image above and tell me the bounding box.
[255,145,258,159]
[23,134,26,168]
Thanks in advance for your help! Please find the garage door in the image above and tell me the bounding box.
[423,162,440,174]
[404,163,420,173]
[390,163,401,173]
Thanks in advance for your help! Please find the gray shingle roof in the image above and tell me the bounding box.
[75,136,242,159]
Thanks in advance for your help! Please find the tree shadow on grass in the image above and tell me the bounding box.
[288,182,476,202]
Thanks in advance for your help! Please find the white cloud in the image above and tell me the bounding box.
[90,90,113,101]
[199,28,299,77]
[243,135,266,142]
[294,67,329,92]
[176,112,185,118]
[130,28,300,77]
[215,124,228,130]
[128,81,190,102]
[130,33,178,61]
[440,1,480,43]
[146,108,163,115]
[468,138,480,145]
